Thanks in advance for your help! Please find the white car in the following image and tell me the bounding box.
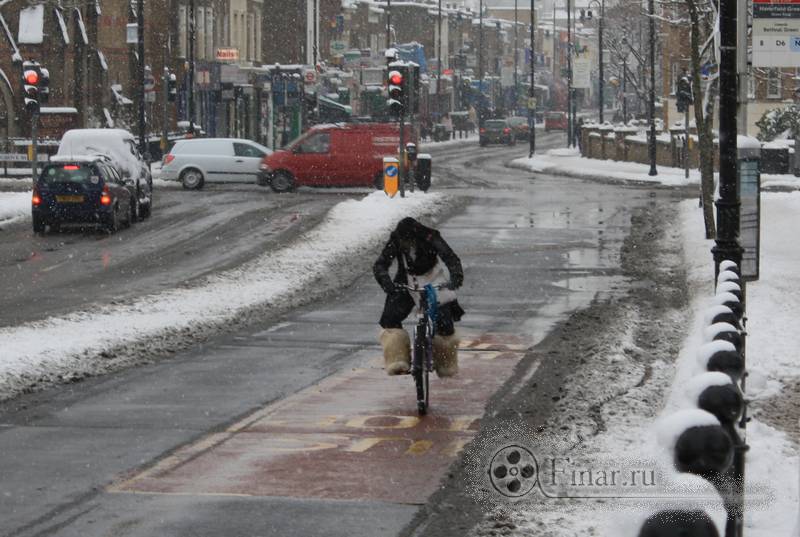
[160,138,272,189]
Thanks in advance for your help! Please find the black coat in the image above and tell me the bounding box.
[373,219,464,294]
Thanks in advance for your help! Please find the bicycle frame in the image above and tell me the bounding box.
[401,283,442,415]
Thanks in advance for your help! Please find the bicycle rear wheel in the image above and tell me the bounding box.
[413,325,429,415]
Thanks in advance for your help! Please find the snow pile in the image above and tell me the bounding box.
[0,191,32,225]
[0,190,451,397]
[509,152,800,190]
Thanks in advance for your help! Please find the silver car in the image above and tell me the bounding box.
[160,138,272,190]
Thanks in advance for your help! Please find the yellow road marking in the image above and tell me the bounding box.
[405,440,434,456]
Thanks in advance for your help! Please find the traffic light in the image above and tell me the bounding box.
[167,72,177,102]
[21,61,42,115]
[387,67,406,117]
[677,75,693,113]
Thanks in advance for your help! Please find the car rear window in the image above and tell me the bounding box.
[486,120,507,128]
[39,163,101,185]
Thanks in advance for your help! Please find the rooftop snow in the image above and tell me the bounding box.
[18,4,44,44]
[54,8,69,45]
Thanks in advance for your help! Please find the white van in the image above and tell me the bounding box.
[160,138,272,189]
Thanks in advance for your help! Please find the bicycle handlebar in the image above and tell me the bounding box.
[397,283,450,293]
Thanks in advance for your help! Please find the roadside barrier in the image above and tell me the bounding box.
[640,260,747,537]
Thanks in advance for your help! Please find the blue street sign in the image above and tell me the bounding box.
[386,165,399,177]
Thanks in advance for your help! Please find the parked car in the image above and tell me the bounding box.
[258,123,415,193]
[160,138,272,189]
[507,116,530,140]
[32,156,133,233]
[56,129,152,220]
[479,119,516,146]
[544,112,568,131]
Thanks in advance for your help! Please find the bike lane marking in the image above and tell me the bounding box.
[109,334,532,504]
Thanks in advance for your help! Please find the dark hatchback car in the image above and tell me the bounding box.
[479,119,516,146]
[32,156,133,233]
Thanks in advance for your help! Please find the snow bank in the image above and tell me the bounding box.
[0,190,451,396]
[0,191,31,225]
[509,153,800,190]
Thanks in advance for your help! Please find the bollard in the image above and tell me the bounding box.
[711,292,744,320]
[704,305,742,330]
[638,510,720,537]
[717,270,740,285]
[716,281,743,302]
[697,340,744,381]
[704,323,743,354]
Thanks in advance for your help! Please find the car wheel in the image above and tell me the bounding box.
[373,172,384,190]
[130,193,141,223]
[32,215,45,234]
[104,206,119,233]
[180,168,204,190]
[270,171,295,193]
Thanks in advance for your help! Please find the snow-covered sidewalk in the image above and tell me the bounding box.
[499,169,800,535]
[510,148,800,190]
[0,191,33,226]
[0,191,452,400]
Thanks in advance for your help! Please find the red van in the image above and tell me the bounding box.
[258,123,415,192]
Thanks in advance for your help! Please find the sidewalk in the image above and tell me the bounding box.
[510,148,800,190]
[494,153,800,536]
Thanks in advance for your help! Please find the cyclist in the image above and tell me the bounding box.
[373,217,464,377]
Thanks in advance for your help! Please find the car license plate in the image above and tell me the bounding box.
[55,195,84,203]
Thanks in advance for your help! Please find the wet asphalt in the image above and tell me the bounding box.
[0,135,681,537]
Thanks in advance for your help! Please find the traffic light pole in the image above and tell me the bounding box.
[137,0,147,160]
[162,67,169,155]
[399,112,405,198]
[30,112,38,180]
[685,106,690,179]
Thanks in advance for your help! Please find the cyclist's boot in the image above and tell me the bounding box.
[380,328,411,375]
[433,333,460,378]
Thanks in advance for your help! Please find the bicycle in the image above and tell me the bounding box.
[399,282,447,416]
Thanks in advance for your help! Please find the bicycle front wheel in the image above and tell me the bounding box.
[414,326,430,415]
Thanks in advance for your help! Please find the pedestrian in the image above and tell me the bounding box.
[373,217,464,378]
[442,113,453,140]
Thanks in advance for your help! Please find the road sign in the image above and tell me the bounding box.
[383,157,399,198]
[573,58,591,89]
[527,97,537,109]
[753,0,800,66]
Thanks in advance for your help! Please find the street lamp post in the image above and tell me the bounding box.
[514,0,518,113]
[588,0,604,123]
[529,0,535,157]
[479,0,484,131]
[137,0,147,158]
[386,0,392,50]
[647,0,657,176]
[438,0,442,115]
[621,52,628,124]
[567,0,573,147]
[188,0,195,136]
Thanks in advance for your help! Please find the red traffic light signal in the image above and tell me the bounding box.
[24,70,39,85]
[389,70,403,86]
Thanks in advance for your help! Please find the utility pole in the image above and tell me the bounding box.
[567,0,573,147]
[714,0,741,271]
[438,0,442,115]
[137,0,147,158]
[386,0,392,50]
[737,0,748,135]
[479,0,484,130]
[313,0,318,66]
[647,0,657,176]
[188,0,195,135]
[514,0,518,113]
[529,0,536,157]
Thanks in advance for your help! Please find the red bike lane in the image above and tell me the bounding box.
[109,332,532,505]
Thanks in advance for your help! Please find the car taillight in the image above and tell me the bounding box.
[503,128,511,134]
[163,154,175,165]
[480,128,486,134]
[100,184,112,206]
[32,187,41,206]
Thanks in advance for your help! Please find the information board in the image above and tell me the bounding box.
[753,0,800,67]
[738,159,761,281]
